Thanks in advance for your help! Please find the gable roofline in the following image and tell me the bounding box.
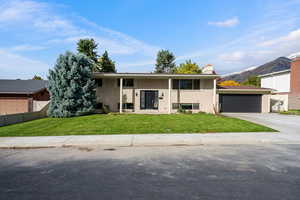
[93,72,219,79]
[258,69,291,78]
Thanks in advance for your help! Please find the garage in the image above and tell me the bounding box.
[219,94,262,113]
[217,85,272,113]
[0,98,29,115]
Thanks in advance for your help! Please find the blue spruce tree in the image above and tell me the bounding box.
[47,51,96,117]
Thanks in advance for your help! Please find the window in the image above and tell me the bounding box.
[118,79,134,87]
[193,80,200,89]
[172,79,200,90]
[180,80,193,89]
[95,79,102,87]
[118,103,134,109]
[172,103,200,110]
[96,102,103,109]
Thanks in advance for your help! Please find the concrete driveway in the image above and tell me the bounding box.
[224,113,300,140]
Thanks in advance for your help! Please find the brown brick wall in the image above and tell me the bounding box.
[0,97,29,115]
[290,57,300,95]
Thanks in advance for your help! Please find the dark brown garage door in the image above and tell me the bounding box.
[219,94,262,113]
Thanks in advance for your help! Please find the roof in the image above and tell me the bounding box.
[258,69,290,78]
[93,72,219,79]
[217,85,273,94]
[0,80,48,94]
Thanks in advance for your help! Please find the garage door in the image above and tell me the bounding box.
[219,94,262,113]
[0,98,28,115]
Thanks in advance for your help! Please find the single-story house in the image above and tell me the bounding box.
[93,72,272,114]
[259,56,300,111]
[0,80,49,115]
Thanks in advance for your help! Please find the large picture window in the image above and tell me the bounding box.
[172,79,200,90]
[118,79,134,87]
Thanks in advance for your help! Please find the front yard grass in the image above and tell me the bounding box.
[0,113,276,137]
[280,110,300,115]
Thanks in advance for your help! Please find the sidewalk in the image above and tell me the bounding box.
[1,131,299,149]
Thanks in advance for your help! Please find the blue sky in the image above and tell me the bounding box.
[1,0,300,79]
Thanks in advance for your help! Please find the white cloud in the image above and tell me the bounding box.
[208,17,239,27]
[0,50,50,79]
[7,45,46,52]
[259,29,300,47]
[218,51,246,63]
[0,0,45,22]
[0,0,161,78]
[0,0,159,56]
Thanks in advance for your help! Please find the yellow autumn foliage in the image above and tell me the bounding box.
[218,80,241,86]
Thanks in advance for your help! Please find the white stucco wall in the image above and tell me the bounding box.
[33,101,49,112]
[261,72,290,93]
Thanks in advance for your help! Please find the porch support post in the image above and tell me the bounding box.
[213,78,217,112]
[120,78,123,113]
[168,78,171,114]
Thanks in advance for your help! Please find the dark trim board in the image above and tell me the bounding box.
[219,94,262,113]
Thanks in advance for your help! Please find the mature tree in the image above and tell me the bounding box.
[154,50,176,73]
[32,75,43,80]
[242,76,261,87]
[218,80,240,86]
[174,60,202,74]
[98,51,116,72]
[77,38,99,63]
[47,51,96,117]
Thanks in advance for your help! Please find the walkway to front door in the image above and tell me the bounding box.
[140,90,158,110]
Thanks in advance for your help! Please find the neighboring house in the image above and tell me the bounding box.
[0,80,49,115]
[259,56,300,111]
[93,71,272,114]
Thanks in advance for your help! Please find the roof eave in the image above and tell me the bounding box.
[93,73,220,79]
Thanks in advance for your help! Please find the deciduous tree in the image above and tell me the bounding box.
[174,60,202,74]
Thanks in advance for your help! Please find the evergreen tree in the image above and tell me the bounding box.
[154,50,176,73]
[98,51,117,72]
[77,38,99,63]
[47,51,96,117]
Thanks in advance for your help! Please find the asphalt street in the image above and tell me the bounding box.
[0,144,300,200]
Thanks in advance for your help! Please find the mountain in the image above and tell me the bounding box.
[222,57,291,82]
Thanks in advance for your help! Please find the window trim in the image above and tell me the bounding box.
[172,103,200,110]
[118,103,134,109]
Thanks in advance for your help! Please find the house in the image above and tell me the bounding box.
[0,80,49,115]
[259,56,300,111]
[93,70,272,114]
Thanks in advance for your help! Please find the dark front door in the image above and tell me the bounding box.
[140,90,158,110]
[219,94,262,113]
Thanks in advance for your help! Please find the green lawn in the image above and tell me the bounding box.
[280,110,300,115]
[0,113,276,137]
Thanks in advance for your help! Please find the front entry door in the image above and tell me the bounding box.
[140,90,158,110]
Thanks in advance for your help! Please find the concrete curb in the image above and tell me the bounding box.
[1,132,299,149]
